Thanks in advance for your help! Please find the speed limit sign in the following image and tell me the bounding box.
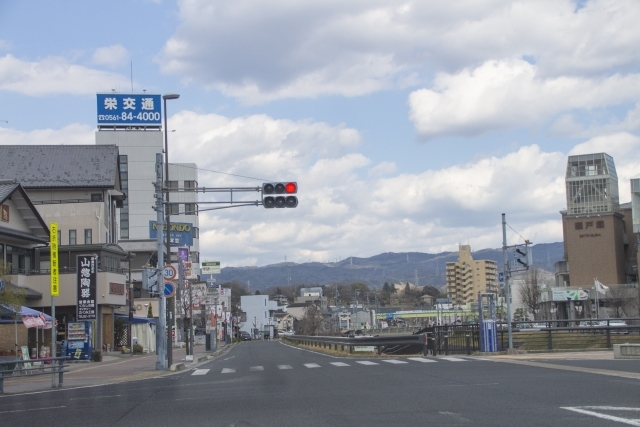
[163,265,177,281]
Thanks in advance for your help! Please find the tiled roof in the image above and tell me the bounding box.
[0,145,119,188]
[0,182,19,201]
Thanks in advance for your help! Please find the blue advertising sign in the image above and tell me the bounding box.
[97,93,162,126]
[149,221,194,247]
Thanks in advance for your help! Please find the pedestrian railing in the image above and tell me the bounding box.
[283,334,429,356]
[0,357,69,394]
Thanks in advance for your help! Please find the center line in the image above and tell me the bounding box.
[221,368,236,374]
[304,363,321,368]
[250,366,264,371]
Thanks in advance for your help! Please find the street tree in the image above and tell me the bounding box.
[519,267,541,320]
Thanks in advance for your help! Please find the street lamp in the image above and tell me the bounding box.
[163,93,180,368]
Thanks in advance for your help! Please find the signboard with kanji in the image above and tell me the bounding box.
[50,222,59,296]
[97,93,161,126]
[77,255,97,320]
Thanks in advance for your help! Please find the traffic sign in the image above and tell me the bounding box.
[498,272,505,283]
[201,261,221,275]
[163,265,177,281]
[164,282,176,298]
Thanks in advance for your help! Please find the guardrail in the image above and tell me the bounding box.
[0,357,69,394]
[283,334,430,355]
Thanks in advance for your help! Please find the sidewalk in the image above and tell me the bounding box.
[0,344,231,396]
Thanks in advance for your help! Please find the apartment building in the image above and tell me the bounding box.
[446,245,498,305]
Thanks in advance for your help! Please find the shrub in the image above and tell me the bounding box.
[133,344,143,354]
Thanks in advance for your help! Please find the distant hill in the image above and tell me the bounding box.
[215,242,565,292]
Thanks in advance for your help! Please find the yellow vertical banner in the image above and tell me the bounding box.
[50,222,59,296]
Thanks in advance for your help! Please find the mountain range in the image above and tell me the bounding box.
[214,242,565,292]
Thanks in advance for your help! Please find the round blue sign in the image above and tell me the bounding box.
[164,283,175,297]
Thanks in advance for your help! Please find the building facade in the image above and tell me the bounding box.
[446,245,498,305]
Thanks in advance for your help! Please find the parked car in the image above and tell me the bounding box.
[239,331,252,341]
[609,320,628,334]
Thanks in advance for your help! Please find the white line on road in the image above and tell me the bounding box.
[356,361,379,366]
[221,368,236,374]
[223,356,236,361]
[71,395,122,400]
[382,360,408,364]
[440,357,466,362]
[192,369,210,376]
[562,407,640,426]
[408,358,437,363]
[277,365,293,370]
[304,363,321,368]
[330,362,350,367]
[0,406,66,414]
[250,366,264,371]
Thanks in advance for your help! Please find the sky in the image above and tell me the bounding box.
[2,0,640,267]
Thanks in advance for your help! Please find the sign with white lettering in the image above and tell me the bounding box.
[149,221,194,247]
[97,93,161,126]
[77,255,97,320]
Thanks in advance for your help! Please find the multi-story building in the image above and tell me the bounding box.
[446,244,497,305]
[561,153,637,288]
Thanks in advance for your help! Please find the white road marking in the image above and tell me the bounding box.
[382,359,408,364]
[440,357,466,362]
[250,366,264,371]
[0,406,66,414]
[223,356,235,361]
[304,363,321,368]
[277,365,293,370]
[191,369,209,376]
[71,395,121,400]
[356,361,379,366]
[221,368,236,374]
[331,362,350,367]
[408,357,437,363]
[562,407,640,426]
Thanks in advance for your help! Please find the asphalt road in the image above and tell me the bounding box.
[1,341,640,426]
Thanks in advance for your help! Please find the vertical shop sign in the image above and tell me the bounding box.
[77,255,97,320]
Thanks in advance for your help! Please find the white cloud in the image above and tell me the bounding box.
[92,45,129,68]
[0,40,11,51]
[0,54,130,96]
[159,0,640,103]
[408,59,640,138]
[368,161,396,177]
[0,123,94,145]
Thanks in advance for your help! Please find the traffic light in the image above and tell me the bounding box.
[514,245,533,269]
[262,182,298,208]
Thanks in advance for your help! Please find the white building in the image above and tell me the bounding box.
[239,295,279,338]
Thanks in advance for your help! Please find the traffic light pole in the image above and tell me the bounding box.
[502,213,514,353]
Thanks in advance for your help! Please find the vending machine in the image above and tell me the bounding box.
[66,321,92,360]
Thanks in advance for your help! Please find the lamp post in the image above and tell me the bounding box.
[163,93,179,368]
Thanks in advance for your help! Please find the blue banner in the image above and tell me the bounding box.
[97,93,162,126]
[149,221,194,247]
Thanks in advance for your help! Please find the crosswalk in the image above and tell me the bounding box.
[191,357,475,376]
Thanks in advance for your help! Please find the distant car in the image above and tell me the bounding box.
[609,320,628,334]
[281,330,295,336]
[532,323,547,329]
[240,331,252,341]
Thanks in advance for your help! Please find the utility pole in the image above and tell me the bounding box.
[502,213,514,354]
[155,154,167,369]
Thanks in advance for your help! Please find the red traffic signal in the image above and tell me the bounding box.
[263,182,298,208]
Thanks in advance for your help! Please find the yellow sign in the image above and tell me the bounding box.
[50,222,59,297]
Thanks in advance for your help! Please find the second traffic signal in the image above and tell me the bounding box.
[263,182,298,208]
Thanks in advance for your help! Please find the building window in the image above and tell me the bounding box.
[184,180,197,191]
[169,204,179,215]
[84,229,92,245]
[69,230,76,245]
[192,227,199,239]
[168,181,179,190]
[91,193,102,202]
[185,203,197,215]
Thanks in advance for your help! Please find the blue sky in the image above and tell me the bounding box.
[2,0,640,267]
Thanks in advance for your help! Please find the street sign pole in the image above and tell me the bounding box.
[502,213,515,354]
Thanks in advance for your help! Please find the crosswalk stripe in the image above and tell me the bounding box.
[192,369,209,376]
[304,363,321,368]
[277,365,293,370]
[330,362,350,367]
[440,357,466,362]
[221,368,236,373]
[408,357,437,363]
[250,366,264,371]
[356,361,379,366]
[382,359,408,364]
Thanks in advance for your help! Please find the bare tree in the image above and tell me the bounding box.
[606,285,635,318]
[299,304,324,335]
[519,267,540,320]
